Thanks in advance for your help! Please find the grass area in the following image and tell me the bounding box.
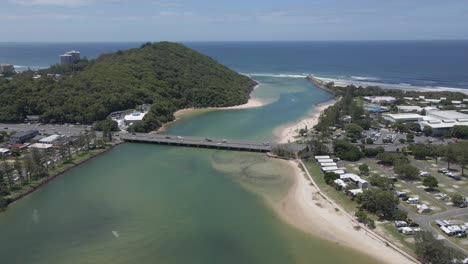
[303,160,359,214]
[430,222,468,252]
[5,148,108,201]
[359,160,448,214]
[379,222,417,255]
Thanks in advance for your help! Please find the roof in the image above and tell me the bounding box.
[397,105,422,112]
[364,96,396,102]
[39,134,62,143]
[29,143,53,149]
[383,113,424,120]
[11,130,39,138]
[427,110,468,120]
[124,111,146,121]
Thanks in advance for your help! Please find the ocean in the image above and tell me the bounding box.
[1,41,468,91]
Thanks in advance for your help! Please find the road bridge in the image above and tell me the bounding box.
[120,133,272,152]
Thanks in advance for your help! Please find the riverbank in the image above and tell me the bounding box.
[274,159,418,264]
[156,82,268,133]
[3,144,118,208]
[275,98,338,143]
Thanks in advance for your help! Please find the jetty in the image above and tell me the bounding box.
[306,75,335,94]
[120,133,272,152]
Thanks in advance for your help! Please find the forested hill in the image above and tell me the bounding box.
[0,42,256,131]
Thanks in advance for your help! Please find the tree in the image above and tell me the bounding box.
[455,141,468,176]
[324,172,339,185]
[450,125,468,139]
[368,175,394,191]
[406,132,415,143]
[358,164,369,175]
[344,123,364,139]
[445,144,457,170]
[376,153,408,166]
[422,126,432,136]
[13,158,24,186]
[415,230,464,264]
[356,189,399,219]
[333,139,363,161]
[394,162,420,181]
[422,176,438,190]
[451,194,465,205]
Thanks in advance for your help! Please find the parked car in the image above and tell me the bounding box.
[438,168,449,174]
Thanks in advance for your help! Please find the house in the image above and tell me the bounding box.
[397,105,422,113]
[320,162,337,167]
[363,96,396,104]
[10,130,39,144]
[322,166,339,172]
[316,159,334,163]
[330,169,346,175]
[124,111,147,126]
[315,155,330,160]
[39,134,62,144]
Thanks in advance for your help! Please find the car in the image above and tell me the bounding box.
[457,203,467,208]
[177,136,183,139]
[419,171,431,177]
[132,132,136,135]
[456,232,467,238]
[205,138,212,142]
[165,136,171,139]
[438,168,449,174]
[3,127,7,129]
[222,139,228,143]
[449,174,462,180]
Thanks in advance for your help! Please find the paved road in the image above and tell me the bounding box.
[121,133,272,152]
[406,207,468,256]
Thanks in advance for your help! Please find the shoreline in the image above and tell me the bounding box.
[3,143,119,209]
[272,159,418,264]
[156,82,267,133]
[275,97,338,144]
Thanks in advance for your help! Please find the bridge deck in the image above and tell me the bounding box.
[120,133,272,152]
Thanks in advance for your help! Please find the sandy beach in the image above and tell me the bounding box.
[274,160,417,264]
[155,83,267,133]
[275,98,338,143]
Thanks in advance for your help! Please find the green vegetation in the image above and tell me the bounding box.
[0,42,255,132]
[93,119,119,132]
[333,139,362,161]
[271,145,296,159]
[0,132,107,211]
[415,231,464,264]
[422,176,438,190]
[356,188,401,219]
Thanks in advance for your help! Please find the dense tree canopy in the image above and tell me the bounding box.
[0,42,255,132]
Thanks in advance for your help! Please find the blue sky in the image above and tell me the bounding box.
[1,0,468,41]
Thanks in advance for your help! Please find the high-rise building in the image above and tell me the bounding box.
[59,50,81,65]
[0,64,15,73]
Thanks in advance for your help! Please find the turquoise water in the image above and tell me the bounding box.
[0,75,381,263]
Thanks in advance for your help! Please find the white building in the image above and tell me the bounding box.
[124,111,147,126]
[39,134,62,144]
[397,105,422,113]
[383,113,426,123]
[418,110,468,135]
[363,96,396,104]
[28,143,53,150]
[60,50,81,65]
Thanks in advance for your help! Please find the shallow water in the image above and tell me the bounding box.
[0,76,381,263]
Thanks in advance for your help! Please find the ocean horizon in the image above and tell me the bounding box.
[1,40,468,91]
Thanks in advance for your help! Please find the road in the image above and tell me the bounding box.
[120,133,273,152]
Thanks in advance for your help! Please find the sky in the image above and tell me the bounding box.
[1,0,467,42]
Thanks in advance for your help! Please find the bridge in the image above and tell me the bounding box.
[120,133,273,152]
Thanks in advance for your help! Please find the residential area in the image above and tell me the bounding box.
[298,86,468,260]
